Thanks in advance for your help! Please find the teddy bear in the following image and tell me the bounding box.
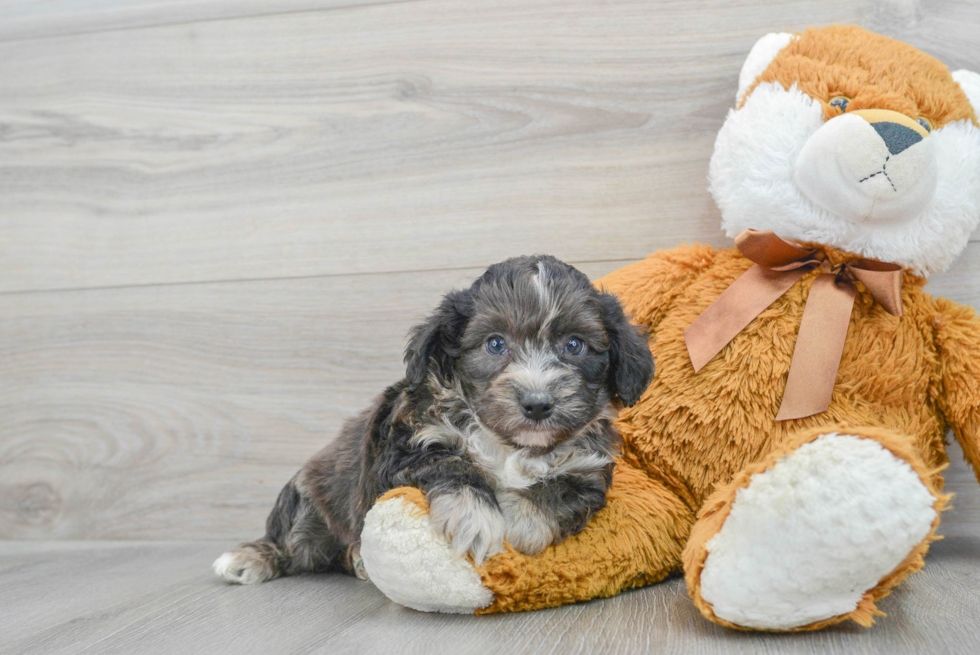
[356,25,980,631]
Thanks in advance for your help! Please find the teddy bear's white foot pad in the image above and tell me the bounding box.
[359,495,494,614]
[699,433,937,630]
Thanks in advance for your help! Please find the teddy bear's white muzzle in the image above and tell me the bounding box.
[793,110,937,224]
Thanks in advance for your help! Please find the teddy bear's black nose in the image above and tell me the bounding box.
[872,122,923,156]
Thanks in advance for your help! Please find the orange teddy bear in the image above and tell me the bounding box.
[358,25,980,631]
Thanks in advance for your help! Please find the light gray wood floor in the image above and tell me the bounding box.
[2,0,980,652]
[2,446,978,654]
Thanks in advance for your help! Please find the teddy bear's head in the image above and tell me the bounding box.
[710,25,980,276]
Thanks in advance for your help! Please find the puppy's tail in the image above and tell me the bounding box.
[213,539,284,585]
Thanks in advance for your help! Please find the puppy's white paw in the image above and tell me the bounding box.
[213,548,277,585]
[347,544,370,581]
[497,490,559,556]
[429,488,505,565]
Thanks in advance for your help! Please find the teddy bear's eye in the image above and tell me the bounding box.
[829,96,850,112]
[916,117,933,132]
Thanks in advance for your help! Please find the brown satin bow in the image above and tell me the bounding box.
[684,229,904,421]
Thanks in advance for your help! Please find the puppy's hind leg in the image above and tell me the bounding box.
[214,475,342,584]
[213,539,283,585]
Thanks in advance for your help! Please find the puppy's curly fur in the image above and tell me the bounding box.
[214,255,654,584]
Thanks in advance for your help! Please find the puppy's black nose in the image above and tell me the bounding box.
[520,391,555,421]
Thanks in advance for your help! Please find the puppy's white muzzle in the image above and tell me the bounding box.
[794,109,937,224]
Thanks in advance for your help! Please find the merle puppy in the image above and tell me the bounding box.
[214,255,654,585]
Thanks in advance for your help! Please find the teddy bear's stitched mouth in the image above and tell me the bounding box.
[792,111,938,227]
[858,155,897,193]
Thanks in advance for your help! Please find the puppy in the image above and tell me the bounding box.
[214,255,654,585]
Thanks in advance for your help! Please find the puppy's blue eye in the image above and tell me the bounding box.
[564,337,585,356]
[916,117,933,132]
[486,336,507,355]
[829,96,850,112]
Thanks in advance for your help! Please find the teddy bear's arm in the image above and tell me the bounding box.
[933,296,980,482]
[595,243,719,330]
[475,458,694,613]
[359,458,694,614]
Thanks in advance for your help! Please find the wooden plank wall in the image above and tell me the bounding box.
[1,0,979,540]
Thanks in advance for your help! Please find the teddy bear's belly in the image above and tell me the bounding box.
[615,274,948,507]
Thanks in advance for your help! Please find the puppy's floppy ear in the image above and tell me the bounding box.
[597,291,654,407]
[404,288,472,391]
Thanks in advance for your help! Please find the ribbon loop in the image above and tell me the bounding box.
[847,261,904,316]
[734,229,821,269]
[684,230,904,421]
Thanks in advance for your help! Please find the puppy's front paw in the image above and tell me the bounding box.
[429,488,505,565]
[497,491,559,556]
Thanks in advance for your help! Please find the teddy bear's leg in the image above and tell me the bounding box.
[359,460,694,614]
[684,425,948,632]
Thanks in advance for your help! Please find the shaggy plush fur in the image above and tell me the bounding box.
[691,430,943,631]
[362,458,693,614]
[356,25,980,631]
[359,489,495,613]
[713,27,980,276]
[743,26,977,125]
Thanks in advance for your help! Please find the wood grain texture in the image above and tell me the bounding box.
[1,446,979,655]
[12,0,979,293]
[2,0,975,296]
[0,260,630,540]
[2,0,977,294]
[1,251,978,541]
[0,1,414,42]
[1,0,980,650]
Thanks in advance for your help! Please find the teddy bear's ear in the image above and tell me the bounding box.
[952,69,980,115]
[737,32,795,103]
